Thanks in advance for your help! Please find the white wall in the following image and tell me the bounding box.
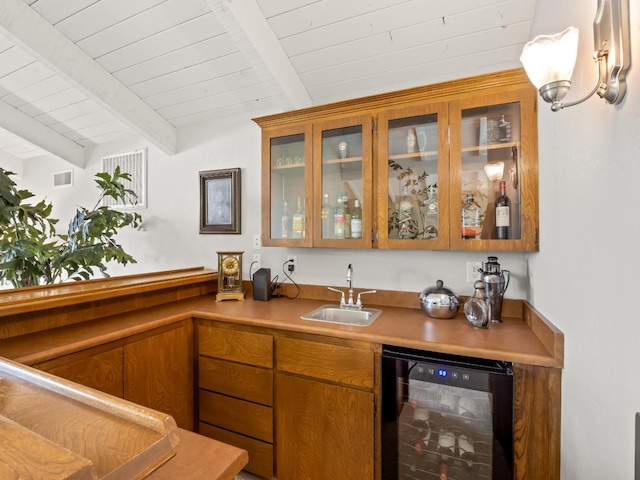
[4,1,639,476]
[527,0,640,478]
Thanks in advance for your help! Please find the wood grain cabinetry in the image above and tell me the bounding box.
[254,68,539,251]
[196,322,274,479]
[275,336,377,480]
[34,320,194,430]
[35,343,124,398]
[124,322,194,430]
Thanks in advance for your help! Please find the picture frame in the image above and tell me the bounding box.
[199,168,241,234]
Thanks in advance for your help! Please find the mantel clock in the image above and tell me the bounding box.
[216,251,245,301]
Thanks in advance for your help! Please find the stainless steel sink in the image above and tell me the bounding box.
[300,305,382,326]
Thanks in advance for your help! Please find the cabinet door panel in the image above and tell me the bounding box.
[262,123,313,246]
[124,322,193,430]
[35,346,123,398]
[377,102,450,249]
[312,114,373,248]
[276,373,374,480]
[449,87,538,251]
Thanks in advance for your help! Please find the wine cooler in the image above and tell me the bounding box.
[381,346,514,480]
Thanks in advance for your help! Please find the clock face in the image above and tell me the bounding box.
[221,256,239,276]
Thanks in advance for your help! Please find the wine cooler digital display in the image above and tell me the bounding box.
[381,346,514,480]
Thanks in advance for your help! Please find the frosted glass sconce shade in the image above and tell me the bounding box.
[519,0,630,111]
[484,162,505,183]
[520,27,579,100]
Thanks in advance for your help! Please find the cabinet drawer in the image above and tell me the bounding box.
[199,423,273,479]
[276,338,374,389]
[199,356,273,406]
[197,324,273,368]
[199,390,273,443]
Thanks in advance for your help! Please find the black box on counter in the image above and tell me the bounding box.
[253,268,271,301]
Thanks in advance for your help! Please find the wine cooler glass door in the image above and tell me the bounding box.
[381,346,514,480]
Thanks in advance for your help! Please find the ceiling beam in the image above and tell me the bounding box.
[0,99,85,168]
[208,0,312,111]
[0,0,176,156]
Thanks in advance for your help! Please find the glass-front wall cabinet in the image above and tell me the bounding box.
[263,124,313,246]
[313,115,373,248]
[258,71,538,251]
[449,88,538,251]
[377,103,449,250]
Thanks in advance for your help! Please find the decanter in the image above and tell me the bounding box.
[464,280,490,328]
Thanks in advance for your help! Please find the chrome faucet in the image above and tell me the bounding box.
[346,263,354,306]
[327,264,376,310]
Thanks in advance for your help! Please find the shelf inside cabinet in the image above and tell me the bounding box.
[272,163,306,171]
[462,141,519,154]
[389,151,437,162]
[322,156,363,165]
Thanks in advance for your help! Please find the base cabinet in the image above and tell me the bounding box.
[34,321,194,430]
[196,322,274,478]
[275,373,374,480]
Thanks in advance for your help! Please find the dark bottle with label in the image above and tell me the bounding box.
[436,429,455,480]
[495,180,511,239]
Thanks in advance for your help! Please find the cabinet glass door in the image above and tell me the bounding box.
[262,124,312,246]
[377,103,449,250]
[313,115,372,248]
[450,88,538,251]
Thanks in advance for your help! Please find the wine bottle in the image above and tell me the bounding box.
[321,193,333,239]
[281,201,291,238]
[292,196,305,239]
[333,193,345,239]
[495,180,511,239]
[458,434,475,470]
[461,193,481,239]
[436,430,455,480]
[343,193,352,238]
[350,199,362,238]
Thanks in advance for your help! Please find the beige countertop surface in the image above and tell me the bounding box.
[0,272,563,369]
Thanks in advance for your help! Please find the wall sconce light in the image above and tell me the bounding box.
[519,0,630,111]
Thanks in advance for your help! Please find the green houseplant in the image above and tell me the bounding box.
[0,167,142,288]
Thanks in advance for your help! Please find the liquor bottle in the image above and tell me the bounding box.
[281,201,291,238]
[397,185,415,239]
[321,193,333,239]
[461,193,481,239]
[495,180,511,239]
[292,196,305,239]
[334,193,345,239]
[350,199,362,239]
[343,193,352,238]
[464,280,490,328]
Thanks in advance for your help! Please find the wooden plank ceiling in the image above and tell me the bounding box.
[0,0,536,167]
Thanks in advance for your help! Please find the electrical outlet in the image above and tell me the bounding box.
[253,253,261,271]
[466,261,483,282]
[286,255,297,273]
[252,234,261,249]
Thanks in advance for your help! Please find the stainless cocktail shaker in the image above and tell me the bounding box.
[479,256,510,323]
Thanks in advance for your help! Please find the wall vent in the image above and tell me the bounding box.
[53,169,73,188]
[101,148,147,209]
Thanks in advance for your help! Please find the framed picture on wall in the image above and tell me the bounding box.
[199,168,241,234]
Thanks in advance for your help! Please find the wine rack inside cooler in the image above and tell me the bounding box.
[397,378,494,480]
